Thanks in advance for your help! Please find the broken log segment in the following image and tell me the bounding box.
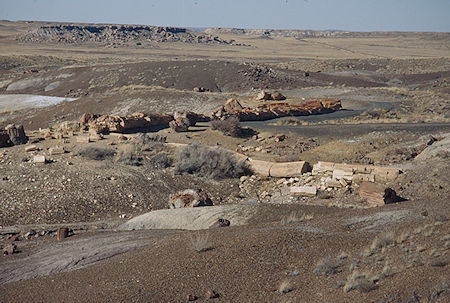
[290,186,317,197]
[359,182,398,207]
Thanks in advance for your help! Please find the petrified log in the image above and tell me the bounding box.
[6,124,28,145]
[359,182,398,207]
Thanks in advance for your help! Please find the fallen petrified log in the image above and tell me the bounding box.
[247,159,308,177]
[78,112,173,134]
[312,161,401,183]
[212,99,341,121]
[5,124,28,145]
[358,182,399,207]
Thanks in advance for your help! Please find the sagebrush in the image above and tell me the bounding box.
[174,143,251,179]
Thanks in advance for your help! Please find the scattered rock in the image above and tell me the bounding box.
[275,134,286,142]
[3,243,19,255]
[187,294,198,301]
[24,145,38,152]
[206,289,220,299]
[48,146,65,155]
[216,218,231,228]
[56,227,69,241]
[32,155,47,164]
[168,189,214,209]
[290,186,317,197]
[193,86,207,92]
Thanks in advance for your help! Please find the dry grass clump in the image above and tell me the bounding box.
[115,144,142,166]
[343,271,378,293]
[314,258,342,277]
[281,212,313,224]
[76,146,115,160]
[189,233,213,253]
[366,232,395,256]
[174,143,251,179]
[278,279,293,294]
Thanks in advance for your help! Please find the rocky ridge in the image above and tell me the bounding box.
[17,24,239,46]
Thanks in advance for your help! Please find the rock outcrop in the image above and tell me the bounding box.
[168,189,214,209]
[212,99,342,121]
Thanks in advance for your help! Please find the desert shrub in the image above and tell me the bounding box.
[131,133,166,151]
[76,146,115,160]
[211,117,256,138]
[211,116,242,137]
[174,143,251,179]
[149,152,171,169]
[115,144,141,166]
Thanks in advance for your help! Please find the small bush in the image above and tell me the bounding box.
[149,152,171,169]
[211,117,256,138]
[131,133,166,151]
[76,146,115,160]
[115,144,141,166]
[211,116,242,137]
[174,143,251,179]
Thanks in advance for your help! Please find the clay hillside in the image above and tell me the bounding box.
[0,20,449,303]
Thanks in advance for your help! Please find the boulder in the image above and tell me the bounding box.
[168,189,214,209]
[174,111,199,126]
[6,124,28,145]
[169,117,190,132]
[255,90,272,101]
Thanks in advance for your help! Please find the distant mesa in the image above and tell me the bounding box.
[16,23,246,46]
